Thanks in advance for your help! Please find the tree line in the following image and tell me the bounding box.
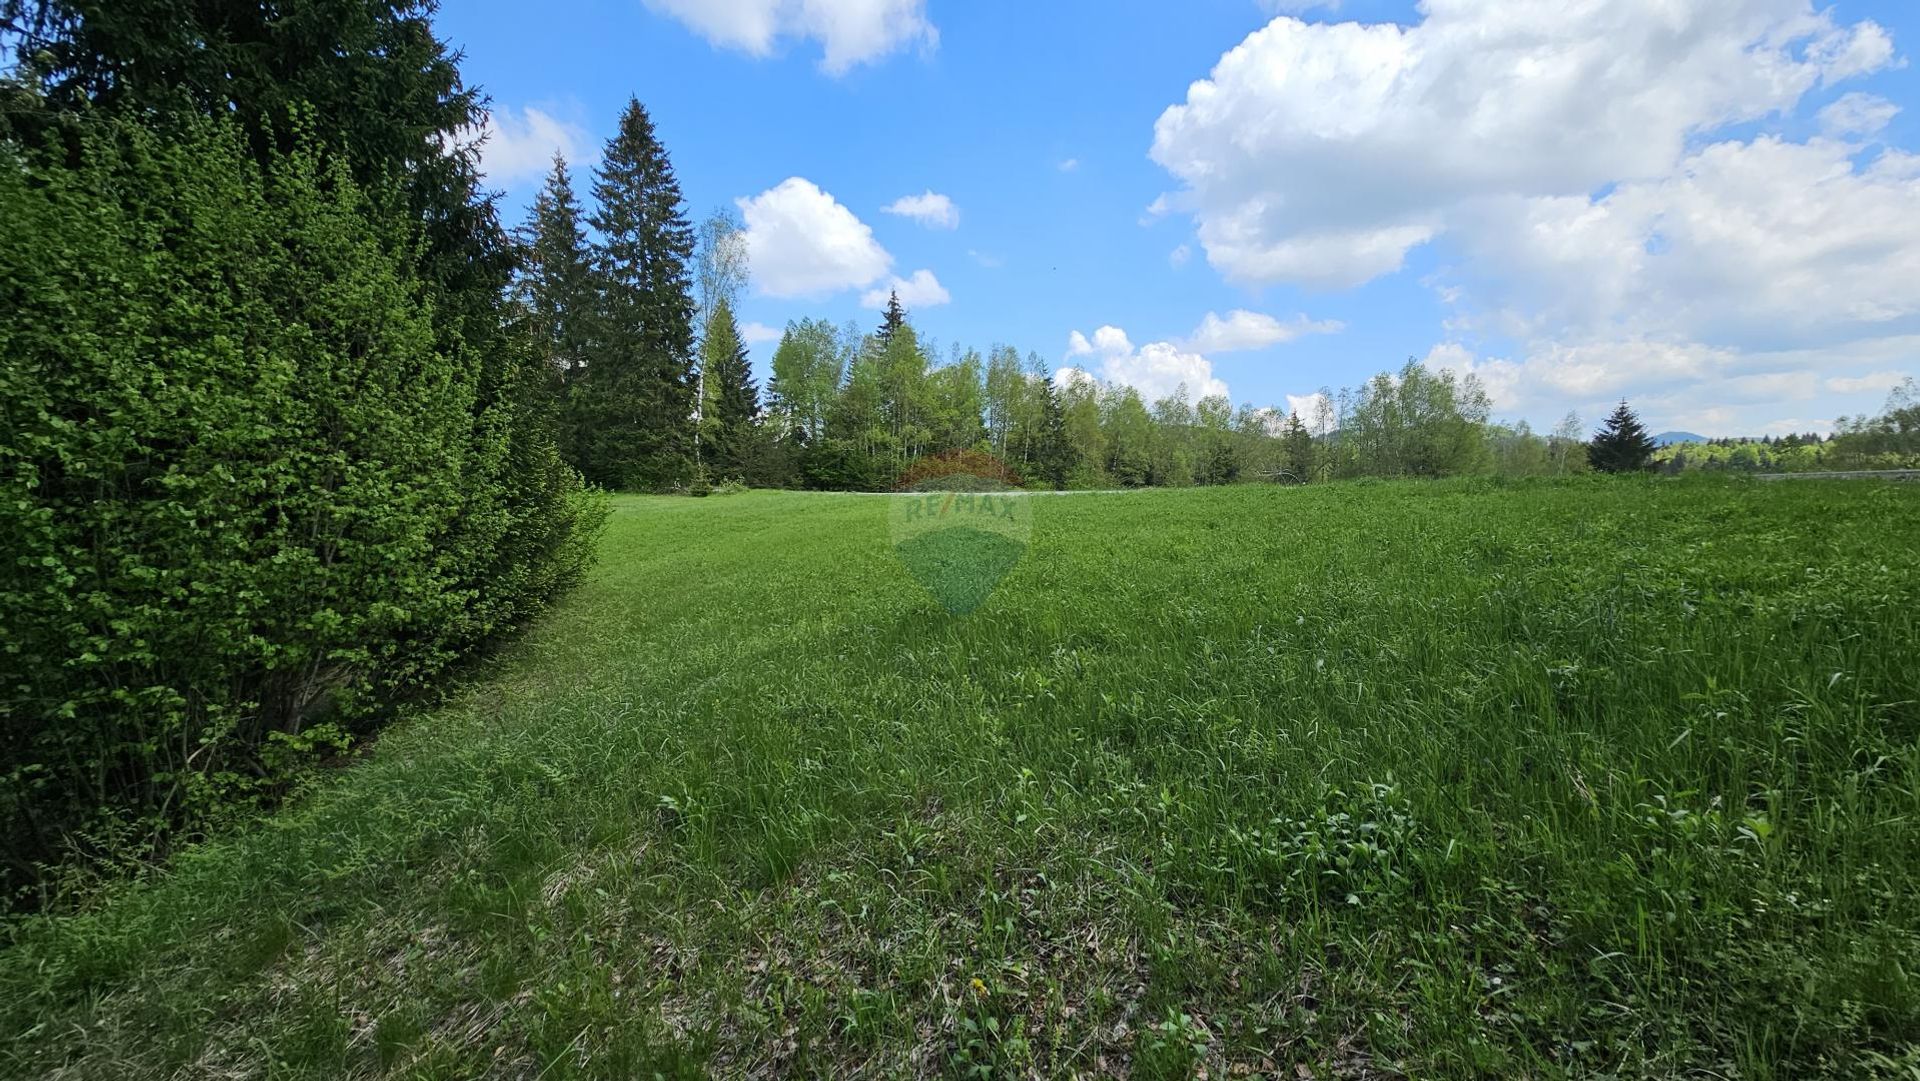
[508,87,1738,494]
[1655,378,1920,474]
[753,338,1597,490]
[515,148,1606,493]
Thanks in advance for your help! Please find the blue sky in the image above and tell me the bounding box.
[437,0,1920,437]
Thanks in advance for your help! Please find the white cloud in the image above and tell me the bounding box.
[741,321,785,346]
[968,249,1003,269]
[882,190,959,229]
[1150,2,1896,289]
[1169,244,1192,269]
[1452,136,1920,349]
[642,0,935,74]
[1057,158,1080,173]
[1826,370,1911,394]
[1286,392,1332,426]
[1425,339,1739,412]
[1066,326,1230,403]
[736,177,892,298]
[1819,92,1900,138]
[1187,309,1342,353]
[1150,2,1920,432]
[1757,416,1835,437]
[474,106,593,185]
[861,268,950,309]
[1418,337,1920,436]
[1055,366,1098,390]
[1809,18,1898,82]
[1394,135,1920,432]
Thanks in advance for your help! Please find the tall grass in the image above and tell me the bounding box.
[3,477,1917,1078]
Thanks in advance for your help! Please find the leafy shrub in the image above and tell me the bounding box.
[895,449,1022,491]
[0,116,606,906]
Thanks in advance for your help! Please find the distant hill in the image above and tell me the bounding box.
[1653,431,1708,446]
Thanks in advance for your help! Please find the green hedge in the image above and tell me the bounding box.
[0,117,608,906]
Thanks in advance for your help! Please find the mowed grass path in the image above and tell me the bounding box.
[4,480,1919,1079]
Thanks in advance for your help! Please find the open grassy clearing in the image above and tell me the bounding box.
[4,479,1919,1079]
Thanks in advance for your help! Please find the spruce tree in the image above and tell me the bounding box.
[585,97,697,490]
[1282,411,1315,481]
[1588,399,1657,473]
[875,289,907,351]
[517,155,596,386]
[1036,377,1076,490]
[701,298,761,475]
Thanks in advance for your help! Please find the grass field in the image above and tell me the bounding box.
[4,479,1919,1079]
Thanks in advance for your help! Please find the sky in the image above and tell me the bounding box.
[435,0,1920,438]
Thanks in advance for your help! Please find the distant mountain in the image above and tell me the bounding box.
[1653,431,1708,446]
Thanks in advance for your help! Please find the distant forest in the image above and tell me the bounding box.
[512,104,1920,490]
[1653,392,1920,474]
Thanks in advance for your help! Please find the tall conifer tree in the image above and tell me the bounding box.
[875,290,907,351]
[517,155,595,385]
[1036,376,1077,490]
[701,298,761,474]
[584,97,696,490]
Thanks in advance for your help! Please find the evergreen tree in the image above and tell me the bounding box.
[701,298,761,475]
[1282,411,1314,481]
[1588,399,1657,473]
[875,290,907,351]
[1035,378,1077,489]
[0,0,514,335]
[583,97,697,490]
[516,155,596,386]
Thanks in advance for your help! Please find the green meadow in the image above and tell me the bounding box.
[4,479,1919,1079]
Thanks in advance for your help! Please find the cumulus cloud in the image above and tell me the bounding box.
[736,183,951,307]
[882,190,959,229]
[1421,339,1739,413]
[1186,310,1342,353]
[1286,390,1328,415]
[736,178,893,298]
[861,268,950,309]
[1169,244,1192,269]
[1055,366,1098,390]
[1150,2,1920,432]
[1419,337,1920,435]
[1065,326,1229,403]
[1413,132,1920,431]
[474,106,593,185]
[1451,136,1920,350]
[741,321,785,346]
[642,0,935,74]
[1150,2,1896,289]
